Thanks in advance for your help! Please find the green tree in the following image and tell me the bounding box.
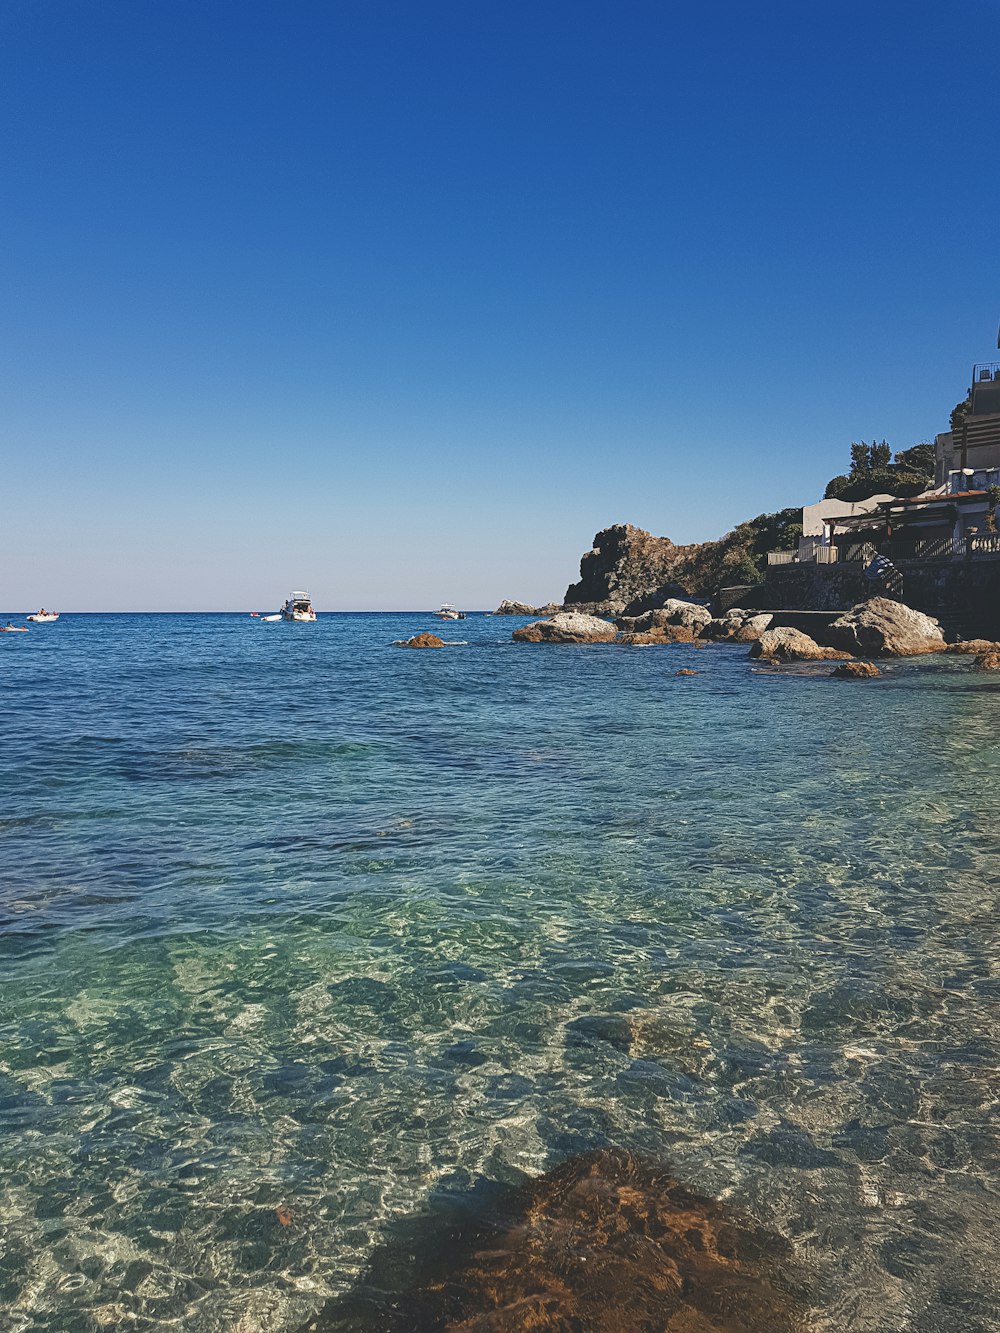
[728,552,763,585]
[849,442,871,477]
[824,474,850,499]
[951,397,971,432]
[894,442,934,476]
[870,440,892,470]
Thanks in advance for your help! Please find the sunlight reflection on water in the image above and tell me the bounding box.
[1,615,998,1331]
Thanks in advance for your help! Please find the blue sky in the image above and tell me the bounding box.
[2,0,998,610]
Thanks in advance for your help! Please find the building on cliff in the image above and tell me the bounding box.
[796,495,894,562]
[935,353,1000,484]
[770,335,1000,571]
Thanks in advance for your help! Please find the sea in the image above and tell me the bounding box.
[1,612,999,1331]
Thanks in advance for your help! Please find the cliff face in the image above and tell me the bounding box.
[563,524,704,615]
[562,512,801,615]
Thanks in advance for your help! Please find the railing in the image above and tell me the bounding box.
[766,545,839,566]
[969,533,1000,556]
[949,467,1000,493]
[974,363,1000,382]
[768,533,1000,567]
[888,536,964,561]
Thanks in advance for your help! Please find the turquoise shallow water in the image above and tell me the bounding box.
[2,613,1000,1331]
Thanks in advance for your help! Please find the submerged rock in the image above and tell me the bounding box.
[831,661,881,679]
[399,633,446,648]
[750,628,847,662]
[513,612,617,644]
[973,648,1000,671]
[676,668,700,676]
[825,597,945,657]
[304,1148,805,1332]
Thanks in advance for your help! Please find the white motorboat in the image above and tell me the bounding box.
[435,603,466,621]
[26,610,59,623]
[280,591,317,622]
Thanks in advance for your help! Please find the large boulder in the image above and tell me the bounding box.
[494,599,562,616]
[616,624,696,645]
[615,605,707,634]
[699,608,763,641]
[655,598,713,631]
[730,613,774,643]
[750,627,848,662]
[945,639,1000,655]
[825,597,945,657]
[513,612,617,644]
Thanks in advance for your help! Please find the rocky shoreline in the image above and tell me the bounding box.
[504,596,1000,673]
[494,520,1000,670]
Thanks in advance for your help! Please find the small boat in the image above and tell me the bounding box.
[280,592,316,622]
[1,623,28,633]
[260,614,282,622]
[435,603,466,621]
[26,610,59,623]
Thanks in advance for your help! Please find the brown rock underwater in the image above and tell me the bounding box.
[300,1149,806,1332]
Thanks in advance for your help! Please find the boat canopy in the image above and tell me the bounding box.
[289,591,311,600]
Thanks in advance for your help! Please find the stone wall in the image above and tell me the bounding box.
[757,558,1000,639]
[754,563,869,612]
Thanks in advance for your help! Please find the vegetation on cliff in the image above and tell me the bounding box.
[823,440,933,502]
[558,436,938,611]
[673,507,802,591]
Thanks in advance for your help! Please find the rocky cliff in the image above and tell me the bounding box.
[562,521,776,616]
[562,525,698,616]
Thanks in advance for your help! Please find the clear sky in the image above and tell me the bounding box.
[2,0,998,610]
